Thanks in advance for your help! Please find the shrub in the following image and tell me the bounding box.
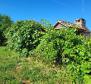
[36,28,84,63]
[0,14,13,45]
[6,20,45,56]
[35,28,91,83]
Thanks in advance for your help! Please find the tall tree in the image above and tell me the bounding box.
[0,14,13,31]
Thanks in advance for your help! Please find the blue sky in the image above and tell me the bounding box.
[0,0,91,30]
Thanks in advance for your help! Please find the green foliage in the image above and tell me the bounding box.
[36,28,84,63]
[40,19,53,29]
[0,46,90,84]
[0,47,73,84]
[0,14,13,45]
[6,20,45,56]
[0,16,91,83]
[0,14,13,31]
[0,47,20,84]
[35,28,91,83]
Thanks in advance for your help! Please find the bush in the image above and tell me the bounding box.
[36,28,84,63]
[0,14,13,45]
[6,20,45,56]
[35,28,91,83]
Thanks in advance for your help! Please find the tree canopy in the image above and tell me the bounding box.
[0,14,13,31]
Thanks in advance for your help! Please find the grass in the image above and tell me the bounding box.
[0,47,72,84]
[0,47,91,84]
[0,47,19,84]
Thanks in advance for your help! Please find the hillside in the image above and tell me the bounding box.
[0,47,75,84]
[0,47,91,84]
[0,15,91,84]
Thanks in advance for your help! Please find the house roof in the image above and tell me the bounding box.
[54,20,90,33]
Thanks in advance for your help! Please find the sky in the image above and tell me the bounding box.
[0,0,91,30]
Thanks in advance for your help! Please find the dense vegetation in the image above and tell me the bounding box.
[35,28,91,83]
[0,14,91,84]
[6,20,45,56]
[0,14,13,45]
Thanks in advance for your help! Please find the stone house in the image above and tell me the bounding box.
[54,18,90,36]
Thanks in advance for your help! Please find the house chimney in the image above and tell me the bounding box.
[75,18,86,28]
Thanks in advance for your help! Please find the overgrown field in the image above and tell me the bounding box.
[0,47,91,84]
[0,47,76,84]
[0,14,91,84]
